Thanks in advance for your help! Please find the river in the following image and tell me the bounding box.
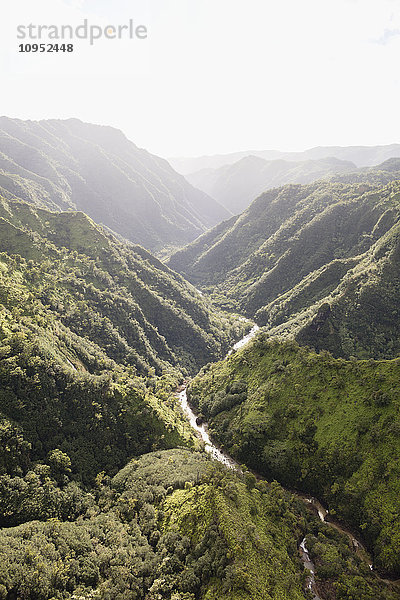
[178,383,324,598]
[177,325,380,600]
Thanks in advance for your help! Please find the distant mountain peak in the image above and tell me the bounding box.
[186,154,357,215]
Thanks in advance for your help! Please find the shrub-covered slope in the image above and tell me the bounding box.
[0,117,229,253]
[169,170,400,359]
[283,220,400,359]
[186,155,355,214]
[0,196,237,375]
[0,195,243,484]
[0,447,301,600]
[189,336,400,577]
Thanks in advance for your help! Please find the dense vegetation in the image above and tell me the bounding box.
[1,130,400,599]
[0,194,248,488]
[0,117,228,253]
[186,155,355,214]
[0,196,241,376]
[1,447,396,600]
[189,334,400,578]
[170,165,400,359]
[0,449,299,600]
[0,323,195,486]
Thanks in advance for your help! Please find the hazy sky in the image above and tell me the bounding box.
[1,0,400,157]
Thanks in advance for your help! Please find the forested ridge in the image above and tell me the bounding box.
[189,335,400,580]
[0,195,240,376]
[169,161,400,360]
[0,448,336,600]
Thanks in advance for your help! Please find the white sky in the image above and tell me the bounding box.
[1,0,400,157]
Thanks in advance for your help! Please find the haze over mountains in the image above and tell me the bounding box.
[170,143,400,175]
[0,117,228,254]
[186,155,356,214]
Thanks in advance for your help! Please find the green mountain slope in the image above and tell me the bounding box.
[278,220,400,359]
[187,155,355,214]
[1,159,399,598]
[0,195,244,485]
[189,336,400,578]
[0,200,397,600]
[0,196,237,376]
[0,117,229,253]
[169,167,400,359]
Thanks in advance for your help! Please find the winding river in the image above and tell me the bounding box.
[177,325,379,600]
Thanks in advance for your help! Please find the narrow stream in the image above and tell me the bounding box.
[228,325,260,354]
[179,325,260,470]
[179,388,237,470]
[299,538,320,599]
[177,325,377,600]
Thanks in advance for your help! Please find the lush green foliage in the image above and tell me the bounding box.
[0,449,305,600]
[189,336,400,577]
[305,520,399,600]
[0,195,245,485]
[170,171,400,360]
[0,326,195,485]
[1,448,396,600]
[1,151,400,599]
[0,196,241,375]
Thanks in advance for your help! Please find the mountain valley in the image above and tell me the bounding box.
[169,160,400,360]
[0,124,400,599]
[186,155,356,214]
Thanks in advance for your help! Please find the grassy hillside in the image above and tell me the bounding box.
[189,335,400,577]
[169,170,400,359]
[0,117,229,253]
